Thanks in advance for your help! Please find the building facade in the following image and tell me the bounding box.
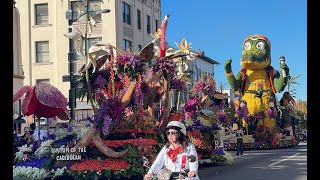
[16,0,161,120]
[13,0,29,134]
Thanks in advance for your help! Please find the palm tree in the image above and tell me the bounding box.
[287,74,301,98]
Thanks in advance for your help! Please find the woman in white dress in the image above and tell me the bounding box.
[144,121,200,180]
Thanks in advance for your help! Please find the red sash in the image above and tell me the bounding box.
[181,155,187,169]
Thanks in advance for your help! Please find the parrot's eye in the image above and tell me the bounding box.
[244,42,251,50]
[256,42,265,50]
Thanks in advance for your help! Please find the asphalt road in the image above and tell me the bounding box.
[198,141,307,180]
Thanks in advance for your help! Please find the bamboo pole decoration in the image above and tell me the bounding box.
[83,2,95,111]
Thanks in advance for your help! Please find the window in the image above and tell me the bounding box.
[36,79,50,84]
[35,4,48,25]
[36,41,49,63]
[73,37,102,60]
[137,9,141,30]
[122,2,131,25]
[138,44,142,51]
[155,19,158,31]
[146,15,151,33]
[71,1,101,22]
[123,39,132,51]
[198,69,202,79]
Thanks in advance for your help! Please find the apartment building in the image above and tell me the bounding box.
[16,0,161,120]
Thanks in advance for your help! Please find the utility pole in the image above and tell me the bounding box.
[66,3,76,121]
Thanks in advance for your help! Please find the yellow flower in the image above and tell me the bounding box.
[175,38,192,54]
[151,29,162,42]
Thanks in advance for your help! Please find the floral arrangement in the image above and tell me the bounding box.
[191,79,216,97]
[34,140,54,157]
[94,96,123,135]
[117,53,146,80]
[152,57,176,80]
[169,78,186,91]
[70,158,129,171]
[109,129,156,135]
[89,138,158,148]
[15,156,51,168]
[217,111,227,123]
[14,144,33,163]
[13,166,48,180]
[181,97,201,120]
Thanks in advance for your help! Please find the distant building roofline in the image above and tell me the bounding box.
[192,50,220,65]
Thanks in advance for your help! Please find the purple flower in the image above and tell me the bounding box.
[140,82,150,94]
[116,53,146,80]
[214,148,225,155]
[133,83,144,106]
[54,139,70,145]
[87,116,94,124]
[170,78,186,91]
[94,75,107,89]
[217,111,227,122]
[102,116,112,135]
[67,125,73,132]
[152,57,176,80]
[32,141,39,152]
[94,96,123,133]
[60,123,68,129]
[48,134,56,140]
[192,79,216,96]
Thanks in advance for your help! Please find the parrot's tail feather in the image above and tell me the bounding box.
[13,86,33,103]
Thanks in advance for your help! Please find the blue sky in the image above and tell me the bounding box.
[162,0,307,101]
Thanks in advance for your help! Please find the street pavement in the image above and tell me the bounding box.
[198,141,307,180]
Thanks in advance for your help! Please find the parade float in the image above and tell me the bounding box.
[13,8,234,178]
[222,35,299,150]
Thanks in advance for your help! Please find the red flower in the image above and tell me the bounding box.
[70,158,129,171]
[110,129,156,135]
[90,138,158,148]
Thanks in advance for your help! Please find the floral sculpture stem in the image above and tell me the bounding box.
[84,2,95,112]
[176,91,181,112]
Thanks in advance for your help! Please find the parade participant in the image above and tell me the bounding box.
[236,126,244,156]
[144,121,200,180]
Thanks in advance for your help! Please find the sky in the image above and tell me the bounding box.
[161,0,307,101]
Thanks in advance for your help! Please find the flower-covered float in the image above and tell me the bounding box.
[13,12,231,179]
[222,35,300,150]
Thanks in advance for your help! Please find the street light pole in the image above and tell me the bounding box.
[67,6,76,121]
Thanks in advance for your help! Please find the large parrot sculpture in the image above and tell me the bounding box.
[224,35,290,132]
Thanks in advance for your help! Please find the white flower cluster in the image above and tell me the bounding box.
[199,119,211,127]
[55,128,73,140]
[222,151,234,165]
[35,140,54,157]
[70,121,92,140]
[14,144,33,162]
[13,166,48,180]
[51,166,67,179]
[184,119,194,127]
